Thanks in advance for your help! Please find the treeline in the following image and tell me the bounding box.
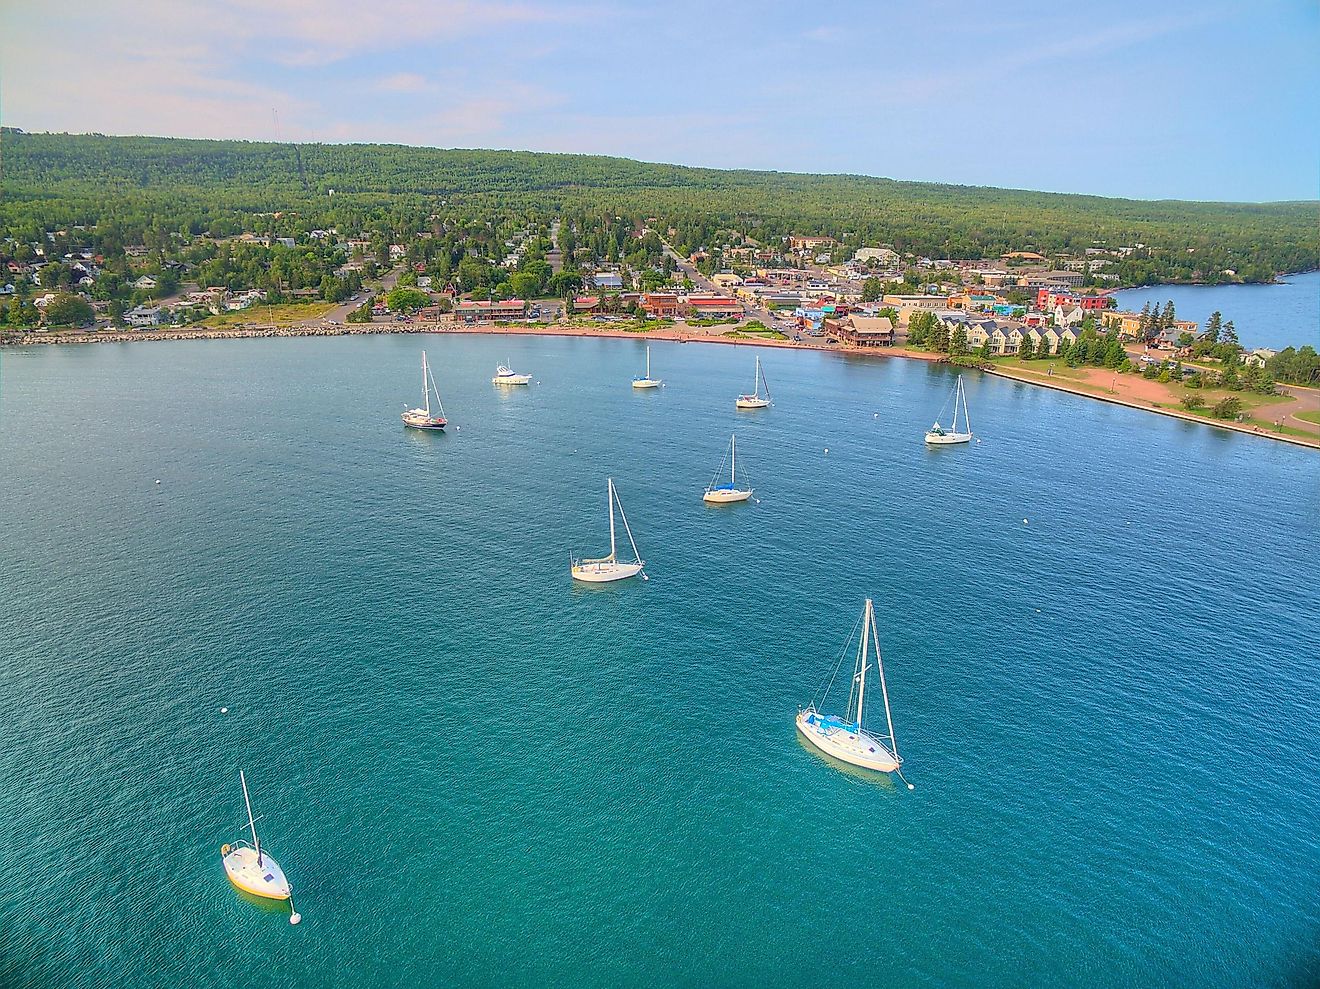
[3,130,1316,282]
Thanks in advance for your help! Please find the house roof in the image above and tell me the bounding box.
[846,316,893,335]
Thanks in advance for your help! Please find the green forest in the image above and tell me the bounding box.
[3,130,1316,285]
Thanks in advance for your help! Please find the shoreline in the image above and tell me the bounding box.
[4,320,1314,450]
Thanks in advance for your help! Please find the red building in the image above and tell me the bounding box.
[685,296,744,319]
[1036,289,1113,311]
[641,293,682,318]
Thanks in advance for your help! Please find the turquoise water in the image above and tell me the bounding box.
[1113,269,1319,351]
[1,334,1318,988]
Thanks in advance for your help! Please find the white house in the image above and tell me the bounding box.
[133,275,158,291]
[126,305,163,327]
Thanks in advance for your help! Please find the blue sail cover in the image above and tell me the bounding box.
[806,713,857,733]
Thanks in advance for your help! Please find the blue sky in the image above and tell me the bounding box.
[2,0,1316,201]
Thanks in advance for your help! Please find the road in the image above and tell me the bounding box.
[658,239,783,330]
[320,265,405,324]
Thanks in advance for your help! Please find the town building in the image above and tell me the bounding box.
[685,296,744,320]
[592,272,623,290]
[454,299,528,322]
[126,305,164,328]
[1035,289,1113,311]
[825,315,894,347]
[640,293,682,318]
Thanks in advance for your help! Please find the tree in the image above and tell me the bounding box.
[1019,334,1035,360]
[1222,320,1239,346]
[1211,396,1243,420]
[1180,394,1205,411]
[950,326,969,356]
[1202,311,1222,344]
[346,300,374,323]
[43,292,95,327]
[1160,300,1176,332]
[386,286,430,311]
[978,340,992,360]
[928,318,949,353]
[1176,331,1195,348]
[508,272,541,299]
[861,277,883,303]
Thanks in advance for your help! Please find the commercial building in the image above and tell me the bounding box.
[454,299,528,322]
[825,315,895,347]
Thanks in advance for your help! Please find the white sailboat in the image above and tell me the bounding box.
[493,362,532,385]
[703,433,754,504]
[401,351,447,429]
[632,345,662,389]
[570,478,646,583]
[220,771,302,922]
[735,355,771,409]
[925,375,973,445]
[797,599,908,781]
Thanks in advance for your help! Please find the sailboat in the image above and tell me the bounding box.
[703,433,754,504]
[570,478,646,583]
[925,375,973,445]
[735,355,771,409]
[796,599,906,777]
[221,771,301,922]
[632,345,662,389]
[492,362,532,385]
[401,351,448,429]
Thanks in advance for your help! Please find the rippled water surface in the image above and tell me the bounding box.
[1,334,1317,988]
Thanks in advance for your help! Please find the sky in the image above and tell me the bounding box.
[2,1,1317,202]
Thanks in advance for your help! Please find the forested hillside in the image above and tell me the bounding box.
[3,130,1316,283]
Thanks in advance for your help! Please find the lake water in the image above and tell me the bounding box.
[1112,269,1319,351]
[2,334,1318,988]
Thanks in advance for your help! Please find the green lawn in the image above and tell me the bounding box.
[1295,410,1320,425]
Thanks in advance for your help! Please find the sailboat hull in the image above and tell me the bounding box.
[924,431,971,445]
[571,560,644,583]
[703,488,753,504]
[402,414,447,429]
[221,843,291,900]
[795,710,900,773]
[632,379,662,389]
[735,397,770,409]
[493,375,532,385]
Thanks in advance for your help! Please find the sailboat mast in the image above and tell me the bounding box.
[240,770,261,864]
[872,602,900,761]
[730,434,736,484]
[753,356,761,397]
[607,478,617,560]
[856,600,871,729]
[421,352,431,416]
[961,378,972,435]
[646,346,651,379]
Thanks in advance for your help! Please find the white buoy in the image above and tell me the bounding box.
[155,479,161,485]
[824,447,829,454]
[290,912,302,925]
[1023,518,1028,525]
[220,707,228,714]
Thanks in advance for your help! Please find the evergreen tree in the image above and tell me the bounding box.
[1019,334,1035,360]
[1222,320,1239,346]
[1161,300,1176,331]
[950,326,969,356]
[928,318,950,353]
[1202,311,1222,343]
